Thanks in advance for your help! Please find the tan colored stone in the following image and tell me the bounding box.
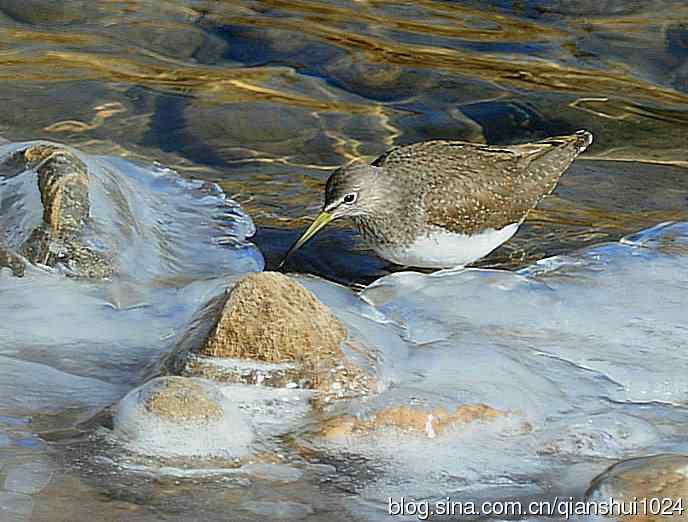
[200,271,346,363]
[143,376,223,423]
[319,404,507,439]
[17,144,112,278]
[187,272,372,401]
[587,454,688,522]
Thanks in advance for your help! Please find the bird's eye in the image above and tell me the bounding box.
[343,193,357,204]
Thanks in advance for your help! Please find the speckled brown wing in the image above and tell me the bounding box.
[378,132,591,236]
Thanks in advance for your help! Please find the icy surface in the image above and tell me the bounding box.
[303,221,688,517]
[113,377,255,459]
[0,140,262,406]
[0,141,262,508]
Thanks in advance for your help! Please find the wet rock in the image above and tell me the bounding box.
[586,454,688,522]
[200,271,346,359]
[323,54,428,102]
[0,239,24,276]
[142,376,223,423]
[165,272,375,403]
[319,404,507,439]
[113,376,254,459]
[183,100,334,165]
[16,144,113,278]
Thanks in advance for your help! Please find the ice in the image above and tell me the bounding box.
[217,384,313,441]
[293,221,688,516]
[240,500,315,519]
[297,274,411,393]
[0,141,263,508]
[112,377,255,459]
[0,356,121,415]
[240,463,304,482]
[0,140,261,415]
[3,460,55,495]
[0,491,33,522]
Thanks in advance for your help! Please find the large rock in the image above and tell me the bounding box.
[15,144,112,278]
[164,271,376,403]
[586,454,688,522]
[200,271,346,360]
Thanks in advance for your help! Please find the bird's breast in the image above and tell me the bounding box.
[371,223,520,268]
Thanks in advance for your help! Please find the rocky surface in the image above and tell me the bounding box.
[141,376,223,423]
[0,237,24,276]
[586,454,688,522]
[1,144,113,278]
[165,271,376,403]
[318,403,508,439]
[113,376,254,459]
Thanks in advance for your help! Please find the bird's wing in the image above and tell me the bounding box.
[375,134,589,235]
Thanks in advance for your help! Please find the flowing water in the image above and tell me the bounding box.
[1,0,688,520]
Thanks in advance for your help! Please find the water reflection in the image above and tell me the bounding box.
[1,0,686,283]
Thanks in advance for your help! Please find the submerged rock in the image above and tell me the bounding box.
[141,376,223,423]
[113,376,254,459]
[165,271,376,403]
[319,404,508,439]
[586,454,688,522]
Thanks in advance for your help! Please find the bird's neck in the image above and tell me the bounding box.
[352,207,419,247]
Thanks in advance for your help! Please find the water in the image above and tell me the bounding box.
[0,0,686,283]
[0,142,262,520]
[0,0,687,520]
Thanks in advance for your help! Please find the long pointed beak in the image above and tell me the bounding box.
[278,211,334,269]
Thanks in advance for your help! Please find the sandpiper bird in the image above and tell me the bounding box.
[279,130,593,269]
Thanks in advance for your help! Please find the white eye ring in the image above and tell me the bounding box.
[343,193,357,204]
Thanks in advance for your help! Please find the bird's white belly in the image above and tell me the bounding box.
[373,223,520,268]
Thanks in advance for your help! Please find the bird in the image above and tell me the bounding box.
[279,130,593,269]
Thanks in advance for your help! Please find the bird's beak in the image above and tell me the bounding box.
[278,211,334,269]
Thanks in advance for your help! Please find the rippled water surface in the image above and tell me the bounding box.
[1,0,687,283]
[1,0,688,520]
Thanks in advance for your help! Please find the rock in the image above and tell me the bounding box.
[142,377,223,423]
[586,454,688,522]
[113,376,254,459]
[16,144,113,278]
[164,272,376,403]
[200,271,346,360]
[319,403,507,439]
[0,239,24,276]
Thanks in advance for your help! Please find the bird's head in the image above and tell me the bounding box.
[278,162,387,268]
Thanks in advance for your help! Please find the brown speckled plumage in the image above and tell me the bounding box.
[329,130,592,247]
[281,131,592,269]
